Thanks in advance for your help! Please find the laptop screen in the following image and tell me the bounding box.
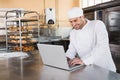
[37,43,70,70]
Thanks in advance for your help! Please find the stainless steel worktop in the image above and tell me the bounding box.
[0,52,120,80]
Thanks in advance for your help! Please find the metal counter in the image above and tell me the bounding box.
[0,53,120,80]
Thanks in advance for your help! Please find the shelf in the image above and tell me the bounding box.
[0,28,7,30]
[0,48,6,52]
[7,24,39,27]
[0,15,17,18]
[8,38,32,41]
[0,35,6,42]
[9,35,32,39]
[7,45,35,52]
[0,40,6,42]
[6,18,39,22]
[7,31,38,36]
[8,41,37,45]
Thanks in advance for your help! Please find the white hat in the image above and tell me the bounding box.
[67,7,83,19]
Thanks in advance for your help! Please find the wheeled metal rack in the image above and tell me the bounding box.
[5,10,40,52]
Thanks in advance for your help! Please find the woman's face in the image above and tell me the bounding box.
[69,16,85,30]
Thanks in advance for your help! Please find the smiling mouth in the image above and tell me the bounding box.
[73,27,79,30]
[73,25,79,29]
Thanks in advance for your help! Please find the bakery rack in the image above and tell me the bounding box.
[5,10,40,52]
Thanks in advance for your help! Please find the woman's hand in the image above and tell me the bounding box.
[68,58,84,66]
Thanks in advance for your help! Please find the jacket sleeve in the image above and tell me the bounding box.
[81,20,110,65]
[65,32,77,59]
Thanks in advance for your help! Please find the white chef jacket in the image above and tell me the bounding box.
[66,19,116,72]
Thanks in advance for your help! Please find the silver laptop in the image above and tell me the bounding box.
[37,43,84,71]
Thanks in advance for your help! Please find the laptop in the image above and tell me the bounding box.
[37,43,84,71]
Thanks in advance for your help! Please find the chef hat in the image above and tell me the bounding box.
[67,7,83,19]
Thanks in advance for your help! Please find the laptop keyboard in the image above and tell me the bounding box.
[69,64,81,68]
